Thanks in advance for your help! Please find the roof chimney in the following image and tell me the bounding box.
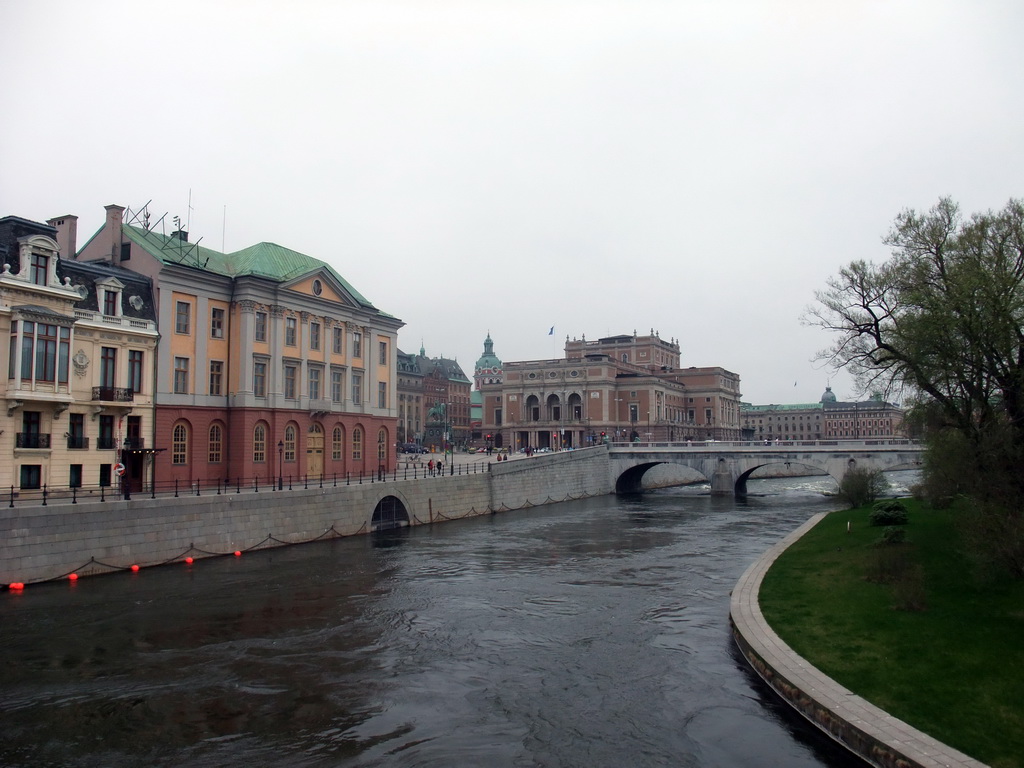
[104,204,125,261]
[170,229,189,242]
[46,215,78,258]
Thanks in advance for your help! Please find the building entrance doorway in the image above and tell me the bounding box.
[307,423,324,478]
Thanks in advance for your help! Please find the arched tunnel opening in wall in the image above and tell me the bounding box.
[371,495,410,532]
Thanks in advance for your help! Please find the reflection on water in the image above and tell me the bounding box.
[0,472,917,767]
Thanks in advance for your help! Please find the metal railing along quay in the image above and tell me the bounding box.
[6,459,496,509]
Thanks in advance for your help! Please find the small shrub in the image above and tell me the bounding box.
[892,563,928,612]
[870,501,909,527]
[838,467,889,507]
[866,545,911,583]
[874,499,908,513]
[879,526,907,545]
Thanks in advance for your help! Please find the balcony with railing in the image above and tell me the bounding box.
[92,387,134,402]
[123,436,146,450]
[16,433,51,449]
[96,436,118,450]
[66,435,89,449]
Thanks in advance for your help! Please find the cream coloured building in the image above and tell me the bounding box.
[1,215,157,495]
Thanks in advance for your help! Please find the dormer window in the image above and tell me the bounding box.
[13,234,60,288]
[103,289,118,316]
[95,277,125,318]
[31,252,49,285]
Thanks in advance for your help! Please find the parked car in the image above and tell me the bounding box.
[400,443,427,454]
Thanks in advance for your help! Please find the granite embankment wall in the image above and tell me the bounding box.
[1,447,614,585]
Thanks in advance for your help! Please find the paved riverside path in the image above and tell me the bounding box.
[730,513,989,768]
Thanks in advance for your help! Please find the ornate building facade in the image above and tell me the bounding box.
[1,215,158,495]
[71,203,403,486]
[740,386,905,442]
[479,330,743,450]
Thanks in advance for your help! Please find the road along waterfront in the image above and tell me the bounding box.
[0,475,915,768]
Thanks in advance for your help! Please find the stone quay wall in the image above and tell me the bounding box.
[1,447,614,586]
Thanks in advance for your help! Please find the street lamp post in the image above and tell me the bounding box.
[277,440,284,490]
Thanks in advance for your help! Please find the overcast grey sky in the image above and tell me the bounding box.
[3,1,1022,405]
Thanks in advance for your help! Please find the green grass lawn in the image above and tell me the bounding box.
[758,500,1024,768]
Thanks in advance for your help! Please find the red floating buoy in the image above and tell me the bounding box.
[185,557,194,565]
[68,573,78,581]
[234,550,242,557]
[9,582,24,591]
[130,564,140,572]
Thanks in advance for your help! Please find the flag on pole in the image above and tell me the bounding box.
[548,326,554,335]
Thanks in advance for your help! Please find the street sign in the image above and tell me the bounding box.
[113,462,126,476]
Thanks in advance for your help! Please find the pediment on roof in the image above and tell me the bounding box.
[283,270,358,306]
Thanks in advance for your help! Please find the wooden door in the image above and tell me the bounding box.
[307,423,324,478]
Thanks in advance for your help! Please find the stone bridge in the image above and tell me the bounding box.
[607,440,924,496]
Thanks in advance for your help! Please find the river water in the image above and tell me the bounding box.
[0,473,918,768]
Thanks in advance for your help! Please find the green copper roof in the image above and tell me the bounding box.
[741,402,824,412]
[122,226,376,308]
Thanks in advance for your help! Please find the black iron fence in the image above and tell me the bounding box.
[15,433,51,449]
[6,459,493,508]
[91,386,134,402]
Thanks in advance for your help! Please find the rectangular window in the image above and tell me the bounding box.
[31,253,48,285]
[175,301,191,334]
[253,360,267,397]
[255,311,267,342]
[378,382,387,408]
[331,369,344,403]
[173,357,189,394]
[285,317,297,346]
[309,366,321,400]
[211,307,225,339]
[333,327,344,354]
[20,465,41,489]
[100,347,117,389]
[103,290,117,316]
[209,360,223,395]
[310,322,321,350]
[68,413,86,449]
[352,372,362,405]
[352,331,362,358]
[35,324,59,382]
[705,408,713,423]
[69,464,83,488]
[284,364,297,399]
[128,350,143,393]
[98,414,115,450]
[99,464,112,487]
[379,340,387,365]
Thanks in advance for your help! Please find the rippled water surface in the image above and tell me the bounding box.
[0,474,918,767]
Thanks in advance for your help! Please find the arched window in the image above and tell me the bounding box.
[377,428,387,461]
[208,423,223,463]
[352,427,362,460]
[253,423,266,463]
[284,424,296,461]
[172,422,188,465]
[332,425,344,460]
